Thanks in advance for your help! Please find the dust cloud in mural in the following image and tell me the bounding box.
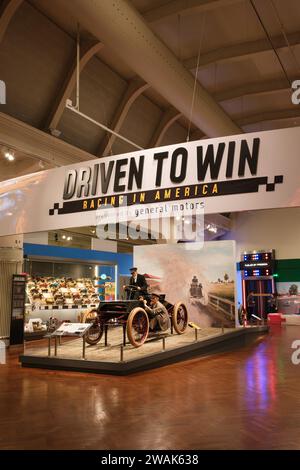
[134,241,237,328]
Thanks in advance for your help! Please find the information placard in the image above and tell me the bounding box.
[52,322,92,337]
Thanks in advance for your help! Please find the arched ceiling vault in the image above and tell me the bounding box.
[0,0,299,180]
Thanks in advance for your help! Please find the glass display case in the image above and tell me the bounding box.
[23,259,117,339]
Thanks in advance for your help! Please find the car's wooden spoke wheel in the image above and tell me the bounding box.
[127,307,149,348]
[82,310,104,345]
[172,302,188,334]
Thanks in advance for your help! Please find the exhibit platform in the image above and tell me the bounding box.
[283,315,300,325]
[19,325,268,375]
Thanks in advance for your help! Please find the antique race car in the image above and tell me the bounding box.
[82,291,188,348]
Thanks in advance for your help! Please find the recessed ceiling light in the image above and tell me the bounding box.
[206,224,217,233]
[4,150,14,161]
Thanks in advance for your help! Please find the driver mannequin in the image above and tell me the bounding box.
[143,293,169,331]
[124,267,148,299]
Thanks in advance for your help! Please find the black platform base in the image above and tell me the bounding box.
[19,326,268,375]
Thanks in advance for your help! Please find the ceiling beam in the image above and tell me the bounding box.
[59,0,239,138]
[237,108,300,126]
[0,111,95,167]
[214,77,297,102]
[0,0,23,43]
[97,77,149,157]
[143,0,241,23]
[148,107,182,148]
[45,39,103,133]
[184,31,300,70]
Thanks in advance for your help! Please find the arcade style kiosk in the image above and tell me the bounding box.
[240,250,276,321]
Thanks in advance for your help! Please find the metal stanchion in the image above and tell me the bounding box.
[54,336,58,356]
[123,324,126,346]
[48,336,51,357]
[120,345,124,362]
[222,324,224,334]
[82,334,86,360]
[105,325,108,346]
[195,329,198,342]
[162,337,166,351]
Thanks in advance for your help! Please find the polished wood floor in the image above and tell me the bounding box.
[1,326,300,450]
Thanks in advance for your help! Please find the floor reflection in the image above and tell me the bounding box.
[244,341,277,412]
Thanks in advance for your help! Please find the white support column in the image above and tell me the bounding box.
[0,235,23,341]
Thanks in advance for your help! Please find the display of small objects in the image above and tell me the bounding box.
[46,316,61,333]
[24,318,47,333]
[26,276,100,308]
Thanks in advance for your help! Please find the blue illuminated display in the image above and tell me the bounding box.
[241,251,274,278]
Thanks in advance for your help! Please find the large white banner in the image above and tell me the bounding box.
[0,126,299,236]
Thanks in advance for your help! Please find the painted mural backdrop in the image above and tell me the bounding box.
[276,282,300,314]
[134,240,237,328]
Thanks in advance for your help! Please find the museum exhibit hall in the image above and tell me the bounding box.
[1,0,300,457]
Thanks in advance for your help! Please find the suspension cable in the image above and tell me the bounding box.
[187,13,206,142]
[268,0,300,73]
[75,23,80,110]
[249,0,292,87]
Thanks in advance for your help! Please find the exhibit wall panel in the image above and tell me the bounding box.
[223,207,300,260]
[23,232,48,245]
[91,238,117,253]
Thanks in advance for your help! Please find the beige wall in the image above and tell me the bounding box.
[24,232,48,245]
[222,207,300,260]
[91,238,117,253]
